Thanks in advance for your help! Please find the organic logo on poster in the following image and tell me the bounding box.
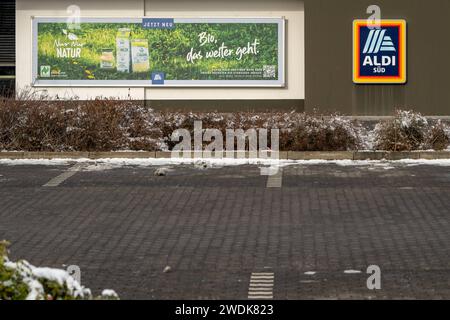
[40,65,51,77]
[353,20,406,84]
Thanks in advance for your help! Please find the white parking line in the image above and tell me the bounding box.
[266,169,282,188]
[43,163,85,187]
[344,270,362,274]
[248,272,274,300]
[251,273,274,276]
[249,283,274,287]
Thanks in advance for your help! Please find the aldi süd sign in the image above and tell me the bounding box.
[32,17,285,87]
[353,19,406,84]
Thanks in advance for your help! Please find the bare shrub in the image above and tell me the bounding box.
[425,120,450,151]
[0,93,68,151]
[287,113,362,151]
[65,99,127,151]
[374,110,428,151]
[2,93,444,153]
[0,96,22,150]
[156,111,362,151]
[0,91,159,151]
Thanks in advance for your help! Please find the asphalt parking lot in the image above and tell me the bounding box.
[0,160,449,299]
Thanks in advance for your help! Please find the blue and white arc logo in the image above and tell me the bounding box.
[363,29,396,54]
[151,72,165,85]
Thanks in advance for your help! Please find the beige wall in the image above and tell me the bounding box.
[16,0,304,101]
[16,0,145,99]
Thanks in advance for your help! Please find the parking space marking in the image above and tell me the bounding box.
[266,169,282,188]
[43,163,85,187]
[344,270,362,274]
[248,272,274,299]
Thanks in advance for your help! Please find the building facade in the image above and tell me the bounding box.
[0,0,15,95]
[7,0,450,115]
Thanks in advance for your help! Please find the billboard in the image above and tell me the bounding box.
[353,19,407,84]
[32,17,285,87]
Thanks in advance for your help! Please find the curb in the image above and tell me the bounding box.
[0,151,448,161]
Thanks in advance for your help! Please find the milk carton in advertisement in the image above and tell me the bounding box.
[131,39,150,73]
[116,28,131,73]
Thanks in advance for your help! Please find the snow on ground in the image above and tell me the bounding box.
[82,162,119,171]
[0,158,449,170]
[101,289,119,299]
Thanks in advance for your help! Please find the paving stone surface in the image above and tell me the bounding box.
[0,162,449,299]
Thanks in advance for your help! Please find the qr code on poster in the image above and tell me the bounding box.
[263,65,276,78]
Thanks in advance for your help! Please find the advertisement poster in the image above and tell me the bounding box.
[353,19,407,84]
[32,17,285,87]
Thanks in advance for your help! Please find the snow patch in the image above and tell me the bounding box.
[396,159,450,166]
[82,162,119,171]
[101,289,119,298]
[0,158,449,168]
[154,167,171,176]
[32,267,69,286]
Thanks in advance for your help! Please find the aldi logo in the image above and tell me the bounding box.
[151,72,165,85]
[353,19,407,84]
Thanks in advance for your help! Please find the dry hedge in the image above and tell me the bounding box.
[374,110,450,151]
[0,95,159,151]
[0,94,448,152]
[425,120,450,151]
[156,111,363,151]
